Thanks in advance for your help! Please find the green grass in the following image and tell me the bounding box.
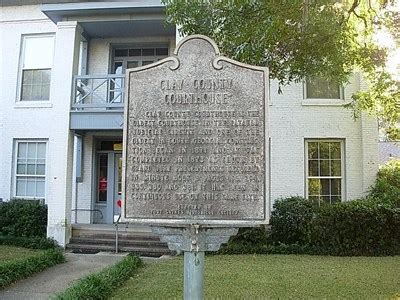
[112,255,400,299]
[0,245,40,262]
[56,254,142,300]
[0,248,64,289]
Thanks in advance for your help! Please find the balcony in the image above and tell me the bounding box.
[70,74,125,130]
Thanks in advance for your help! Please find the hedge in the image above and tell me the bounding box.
[0,199,47,237]
[0,249,65,289]
[309,200,400,256]
[0,235,58,250]
[55,254,143,300]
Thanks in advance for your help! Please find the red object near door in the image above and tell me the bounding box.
[99,177,107,192]
[117,199,122,208]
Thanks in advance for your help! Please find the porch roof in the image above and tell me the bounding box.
[41,1,166,23]
[41,1,175,38]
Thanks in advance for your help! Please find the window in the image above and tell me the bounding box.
[14,141,47,198]
[19,35,54,101]
[305,77,342,99]
[306,140,343,204]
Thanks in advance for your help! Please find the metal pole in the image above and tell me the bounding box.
[184,251,205,300]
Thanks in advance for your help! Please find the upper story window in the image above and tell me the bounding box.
[14,140,47,199]
[305,77,342,99]
[19,35,55,101]
[306,140,344,205]
[112,46,169,74]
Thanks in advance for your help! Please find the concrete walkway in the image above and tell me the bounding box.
[0,252,128,300]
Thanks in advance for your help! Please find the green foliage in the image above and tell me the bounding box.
[0,199,47,237]
[221,192,400,256]
[0,249,64,289]
[310,199,400,256]
[269,196,318,245]
[55,254,143,300]
[0,235,58,250]
[163,0,399,128]
[369,159,400,207]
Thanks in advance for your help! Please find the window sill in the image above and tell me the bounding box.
[302,99,349,106]
[14,101,52,108]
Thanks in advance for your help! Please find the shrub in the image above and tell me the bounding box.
[369,159,400,207]
[218,226,269,254]
[0,248,64,289]
[55,254,143,300]
[0,199,47,237]
[0,235,58,250]
[310,199,400,256]
[269,196,318,245]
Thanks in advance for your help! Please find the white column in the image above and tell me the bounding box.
[46,21,82,246]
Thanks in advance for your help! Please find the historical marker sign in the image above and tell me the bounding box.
[122,35,269,226]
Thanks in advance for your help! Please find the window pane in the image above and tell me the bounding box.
[306,78,340,99]
[331,196,341,203]
[17,164,26,174]
[331,160,341,176]
[127,61,139,69]
[330,142,341,159]
[308,160,319,176]
[23,35,54,69]
[27,164,35,174]
[36,180,45,197]
[32,85,41,100]
[331,179,341,195]
[308,179,321,196]
[114,49,128,57]
[22,70,33,84]
[21,84,32,101]
[156,48,168,55]
[308,142,318,159]
[320,160,330,176]
[142,61,154,66]
[27,143,36,158]
[319,142,329,159]
[42,69,51,84]
[36,164,45,175]
[129,49,141,56]
[26,179,36,196]
[37,143,46,158]
[16,178,26,196]
[142,48,155,56]
[18,143,27,158]
[321,179,330,196]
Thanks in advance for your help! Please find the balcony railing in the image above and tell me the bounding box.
[72,74,125,110]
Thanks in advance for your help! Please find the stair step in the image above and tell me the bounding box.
[66,243,174,257]
[69,237,168,248]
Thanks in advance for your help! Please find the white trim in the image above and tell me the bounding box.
[304,139,345,204]
[16,34,55,103]
[302,79,345,106]
[12,139,49,200]
[14,102,53,108]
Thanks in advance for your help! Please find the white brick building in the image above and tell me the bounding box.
[0,1,379,247]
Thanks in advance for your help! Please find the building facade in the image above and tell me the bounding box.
[0,1,379,247]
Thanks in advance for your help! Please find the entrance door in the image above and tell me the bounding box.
[94,151,122,224]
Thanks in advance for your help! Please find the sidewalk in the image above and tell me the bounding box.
[0,252,127,300]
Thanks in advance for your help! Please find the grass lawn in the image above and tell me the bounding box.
[0,245,39,262]
[112,254,400,299]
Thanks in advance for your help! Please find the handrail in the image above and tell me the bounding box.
[72,74,125,110]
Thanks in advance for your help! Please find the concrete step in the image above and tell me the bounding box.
[69,237,168,248]
[66,243,174,257]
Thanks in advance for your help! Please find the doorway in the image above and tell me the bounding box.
[94,140,122,224]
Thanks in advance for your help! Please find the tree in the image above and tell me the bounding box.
[163,0,400,139]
